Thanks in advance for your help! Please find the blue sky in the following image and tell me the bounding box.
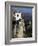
[11,6,32,21]
[11,7,32,13]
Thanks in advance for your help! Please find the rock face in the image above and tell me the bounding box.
[16,19,25,38]
[12,12,25,38]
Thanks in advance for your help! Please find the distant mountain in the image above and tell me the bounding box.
[21,13,32,21]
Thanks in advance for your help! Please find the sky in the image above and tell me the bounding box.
[11,6,32,21]
[11,6,32,14]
